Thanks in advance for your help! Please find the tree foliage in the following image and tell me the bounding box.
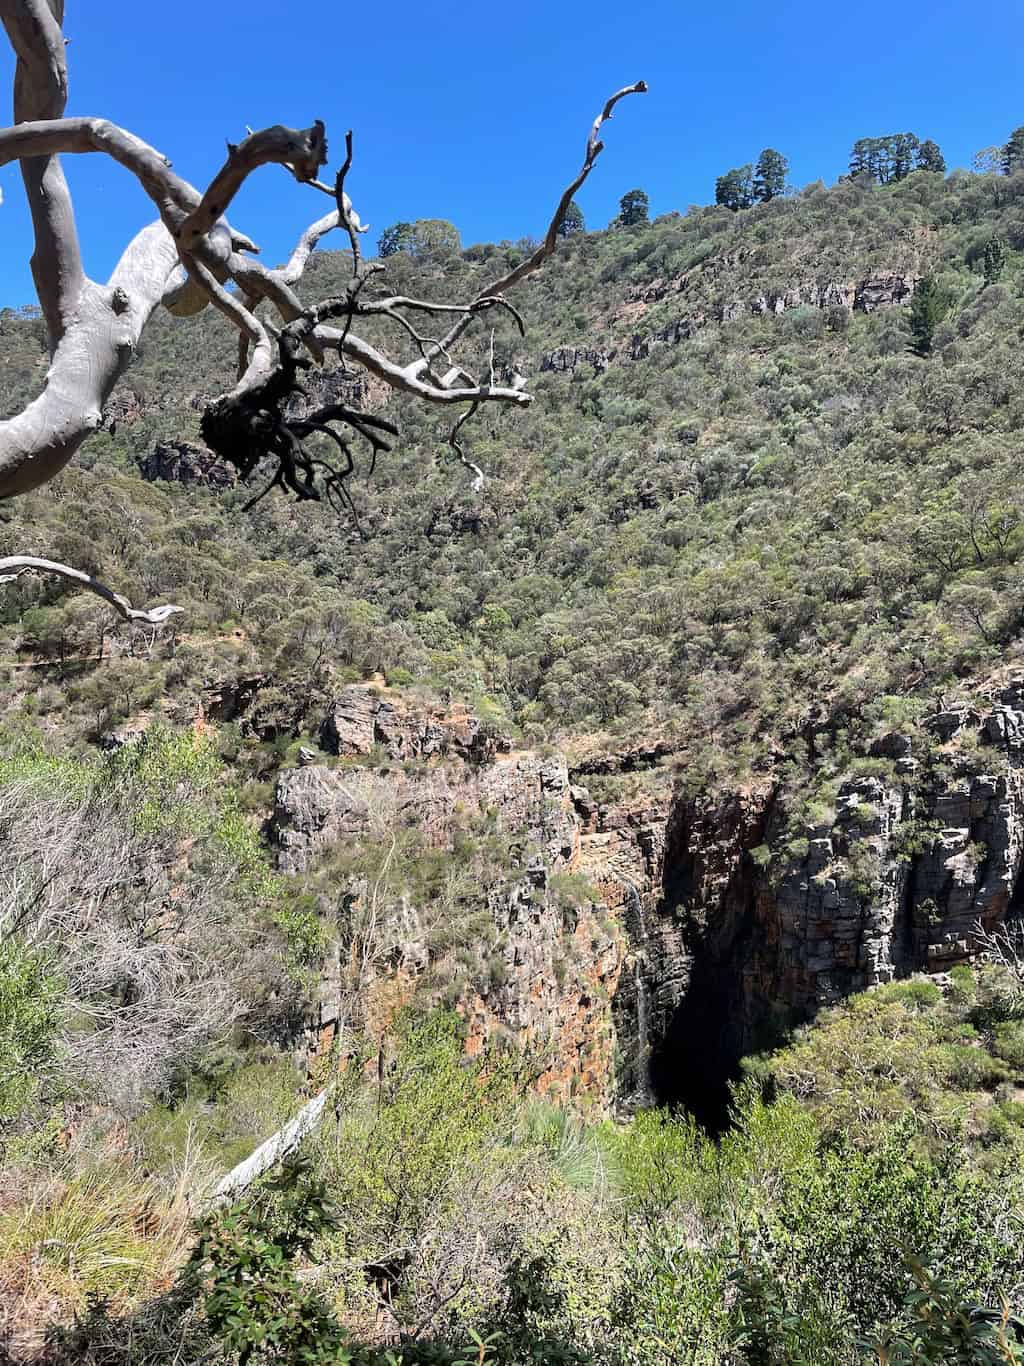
[849,132,923,183]
[716,164,754,211]
[753,148,788,202]
[377,221,416,257]
[617,188,649,226]
[1003,126,1024,176]
[558,200,586,237]
[916,138,946,174]
[909,275,953,355]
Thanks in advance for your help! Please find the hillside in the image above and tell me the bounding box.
[4,167,1024,773]
[3,161,1024,1361]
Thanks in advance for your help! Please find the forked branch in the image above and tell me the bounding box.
[199,86,645,506]
[413,80,648,373]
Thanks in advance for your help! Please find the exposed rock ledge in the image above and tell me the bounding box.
[545,272,917,373]
[137,439,236,489]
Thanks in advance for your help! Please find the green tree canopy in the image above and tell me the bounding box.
[375,218,462,260]
[715,165,754,211]
[1003,126,1024,175]
[910,275,953,356]
[917,138,946,174]
[973,145,1003,174]
[558,200,586,237]
[377,221,415,257]
[617,188,649,226]
[753,148,788,202]
[849,133,921,184]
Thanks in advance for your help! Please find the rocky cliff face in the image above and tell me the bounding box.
[266,679,1024,1117]
[270,683,671,1106]
[645,681,1024,1121]
[545,267,917,375]
[138,439,236,489]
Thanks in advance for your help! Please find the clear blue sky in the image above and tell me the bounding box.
[1,0,1021,307]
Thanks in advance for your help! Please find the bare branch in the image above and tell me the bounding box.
[0,7,644,529]
[0,0,84,347]
[0,116,331,248]
[314,323,531,407]
[176,121,328,252]
[0,112,201,265]
[0,556,184,624]
[416,79,647,370]
[490,80,648,294]
[278,208,340,285]
[333,128,367,268]
[0,0,84,346]
[205,1088,331,1208]
[449,403,485,492]
[182,251,272,368]
[0,223,180,498]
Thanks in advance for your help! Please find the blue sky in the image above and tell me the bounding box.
[1,0,1021,307]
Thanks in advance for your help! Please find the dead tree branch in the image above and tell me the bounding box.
[1,0,645,582]
[412,80,648,376]
[1,0,83,346]
[0,556,183,623]
[205,1088,331,1209]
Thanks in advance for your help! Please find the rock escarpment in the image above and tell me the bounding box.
[625,270,915,317]
[267,680,1024,1116]
[539,346,611,375]
[645,682,1024,1120]
[547,269,917,375]
[271,683,671,1105]
[319,683,504,765]
[137,439,235,489]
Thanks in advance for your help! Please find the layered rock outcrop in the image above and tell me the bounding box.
[645,682,1024,1120]
[624,273,915,366]
[272,698,667,1102]
[265,679,1024,1117]
[554,270,916,376]
[138,439,235,489]
[539,346,611,375]
[319,683,508,764]
[283,364,369,420]
[623,270,916,318]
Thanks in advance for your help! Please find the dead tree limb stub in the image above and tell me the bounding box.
[204,1087,331,1210]
[1,0,645,617]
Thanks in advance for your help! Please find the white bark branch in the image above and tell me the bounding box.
[0,3,644,514]
[0,114,194,221]
[279,208,340,284]
[1,0,83,347]
[175,121,327,252]
[314,324,532,407]
[0,106,328,494]
[0,225,179,496]
[413,80,647,373]
[204,1088,330,1209]
[0,556,183,623]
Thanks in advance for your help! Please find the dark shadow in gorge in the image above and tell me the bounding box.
[642,793,793,1134]
[646,908,796,1134]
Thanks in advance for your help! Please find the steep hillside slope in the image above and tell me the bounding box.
[3,166,1024,1115]
[5,169,1024,763]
